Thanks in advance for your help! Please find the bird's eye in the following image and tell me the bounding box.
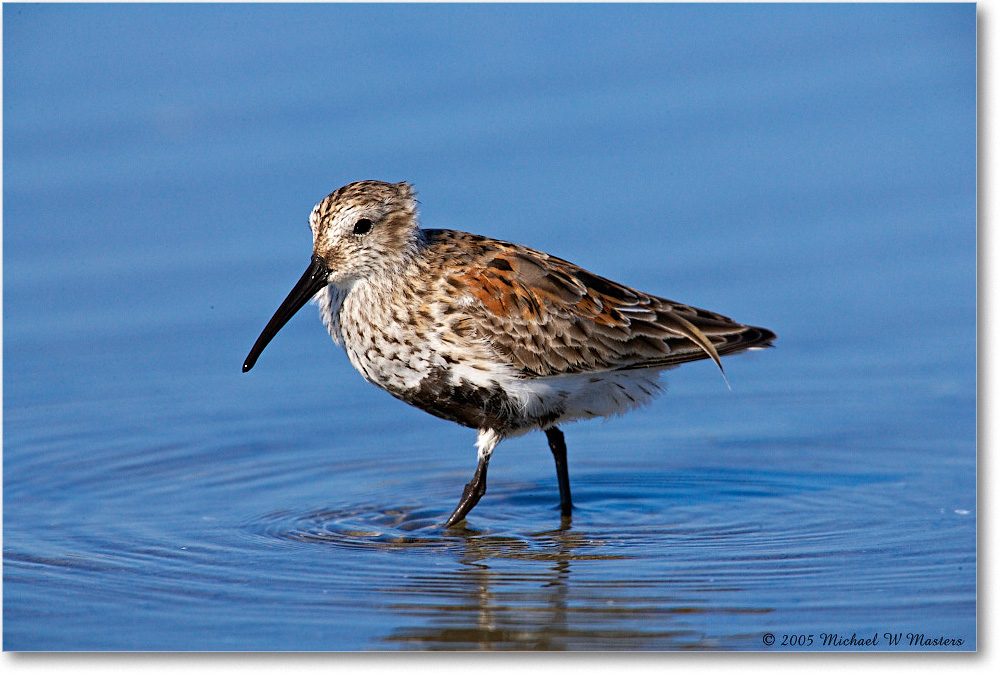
[353,218,374,235]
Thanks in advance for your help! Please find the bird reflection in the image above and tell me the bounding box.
[376,518,702,650]
[264,490,773,649]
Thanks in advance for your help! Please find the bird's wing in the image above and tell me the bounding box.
[439,234,774,378]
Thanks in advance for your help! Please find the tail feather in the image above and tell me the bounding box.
[619,322,775,373]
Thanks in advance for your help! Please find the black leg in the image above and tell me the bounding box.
[545,426,573,517]
[444,453,490,528]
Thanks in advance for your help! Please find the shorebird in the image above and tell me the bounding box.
[244,181,775,527]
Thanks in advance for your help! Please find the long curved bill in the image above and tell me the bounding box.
[243,254,331,372]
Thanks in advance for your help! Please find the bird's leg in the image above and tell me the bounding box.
[444,452,490,528]
[545,426,573,517]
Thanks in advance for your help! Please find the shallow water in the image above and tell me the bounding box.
[3,4,976,650]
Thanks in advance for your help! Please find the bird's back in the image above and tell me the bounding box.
[418,229,775,381]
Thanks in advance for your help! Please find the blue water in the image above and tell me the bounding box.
[3,3,975,651]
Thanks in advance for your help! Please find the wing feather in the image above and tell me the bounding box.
[431,231,775,378]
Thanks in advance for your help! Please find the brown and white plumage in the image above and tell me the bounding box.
[437,229,772,377]
[244,180,775,527]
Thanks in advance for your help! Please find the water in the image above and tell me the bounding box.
[3,3,975,651]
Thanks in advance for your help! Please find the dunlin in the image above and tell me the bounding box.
[244,181,775,527]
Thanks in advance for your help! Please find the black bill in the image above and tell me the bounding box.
[243,254,331,372]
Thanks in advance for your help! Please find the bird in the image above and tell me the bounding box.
[243,180,775,527]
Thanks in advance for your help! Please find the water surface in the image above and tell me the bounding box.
[3,3,975,650]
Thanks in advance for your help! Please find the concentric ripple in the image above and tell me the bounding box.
[250,504,460,549]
